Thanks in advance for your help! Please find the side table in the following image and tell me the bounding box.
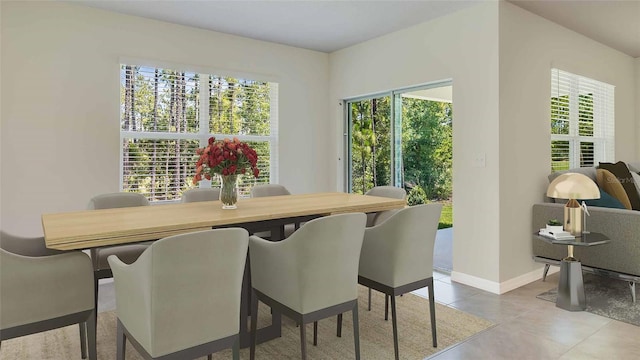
[535,232,610,311]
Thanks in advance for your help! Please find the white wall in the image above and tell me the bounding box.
[498,2,637,284]
[330,1,637,292]
[637,58,640,153]
[330,3,503,285]
[0,2,330,236]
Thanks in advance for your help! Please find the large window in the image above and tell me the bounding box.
[120,64,278,202]
[551,69,614,171]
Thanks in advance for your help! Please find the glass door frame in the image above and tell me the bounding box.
[343,80,452,192]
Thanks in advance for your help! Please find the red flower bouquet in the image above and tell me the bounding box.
[193,137,259,209]
[193,136,259,184]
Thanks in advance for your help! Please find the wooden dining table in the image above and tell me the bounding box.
[41,191,406,347]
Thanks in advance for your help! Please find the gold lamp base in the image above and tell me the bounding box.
[564,198,583,237]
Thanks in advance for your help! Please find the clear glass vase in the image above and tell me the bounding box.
[219,174,239,209]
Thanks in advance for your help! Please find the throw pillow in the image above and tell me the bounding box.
[598,161,640,210]
[581,188,625,209]
[630,171,640,202]
[596,168,632,210]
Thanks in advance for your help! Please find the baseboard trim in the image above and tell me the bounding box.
[451,265,559,295]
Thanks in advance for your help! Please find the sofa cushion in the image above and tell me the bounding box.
[598,161,640,210]
[596,168,632,210]
[581,188,625,209]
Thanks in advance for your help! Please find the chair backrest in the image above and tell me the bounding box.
[110,228,249,357]
[252,213,366,314]
[181,187,221,203]
[250,184,291,197]
[1,239,93,332]
[0,231,63,257]
[87,192,150,210]
[365,186,406,199]
[359,204,442,288]
[364,186,407,226]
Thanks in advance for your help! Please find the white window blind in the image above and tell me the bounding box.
[120,64,278,202]
[550,68,614,172]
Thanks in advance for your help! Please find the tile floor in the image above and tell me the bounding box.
[98,270,640,360]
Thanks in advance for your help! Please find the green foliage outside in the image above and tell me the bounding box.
[407,185,427,206]
[349,94,453,228]
[438,202,452,229]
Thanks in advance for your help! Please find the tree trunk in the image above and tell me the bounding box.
[371,99,377,186]
[151,68,159,200]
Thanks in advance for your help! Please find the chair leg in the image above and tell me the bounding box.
[79,322,87,359]
[93,274,99,334]
[87,310,97,360]
[337,313,343,337]
[208,355,212,360]
[116,319,126,360]
[390,296,399,360]
[250,290,259,360]
[232,338,240,360]
[368,287,372,311]
[352,303,361,360]
[300,322,307,360]
[542,264,550,282]
[630,282,636,303]
[428,280,438,347]
[313,321,318,346]
[385,294,389,321]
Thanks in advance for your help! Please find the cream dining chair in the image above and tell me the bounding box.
[86,192,151,319]
[181,187,221,203]
[248,213,367,360]
[0,232,97,360]
[354,203,442,360]
[108,228,249,360]
[364,186,407,227]
[363,185,407,310]
[250,184,298,239]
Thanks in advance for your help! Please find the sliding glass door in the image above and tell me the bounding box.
[345,82,452,205]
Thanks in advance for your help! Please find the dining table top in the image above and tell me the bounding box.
[42,192,406,250]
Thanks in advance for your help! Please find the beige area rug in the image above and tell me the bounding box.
[1,286,493,359]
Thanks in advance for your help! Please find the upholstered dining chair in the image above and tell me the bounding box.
[363,185,407,310]
[181,187,221,203]
[249,213,367,360]
[364,186,407,227]
[86,192,151,317]
[108,228,249,360]
[353,203,442,360]
[0,232,97,360]
[250,184,297,239]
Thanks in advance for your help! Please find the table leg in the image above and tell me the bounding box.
[239,252,282,348]
[556,259,586,311]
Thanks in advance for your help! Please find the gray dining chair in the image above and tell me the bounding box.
[108,228,249,360]
[0,232,97,360]
[363,185,407,310]
[364,186,407,227]
[249,213,367,360]
[354,203,442,360]
[86,192,151,318]
[181,187,221,203]
[250,184,297,239]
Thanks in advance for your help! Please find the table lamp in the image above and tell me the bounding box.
[546,173,600,237]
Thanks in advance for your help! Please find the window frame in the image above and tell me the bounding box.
[550,68,614,171]
[119,62,279,202]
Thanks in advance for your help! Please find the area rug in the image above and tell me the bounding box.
[1,286,493,359]
[537,272,640,326]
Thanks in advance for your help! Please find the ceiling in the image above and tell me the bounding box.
[73,0,640,57]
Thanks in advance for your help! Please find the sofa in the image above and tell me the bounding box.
[532,161,640,303]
